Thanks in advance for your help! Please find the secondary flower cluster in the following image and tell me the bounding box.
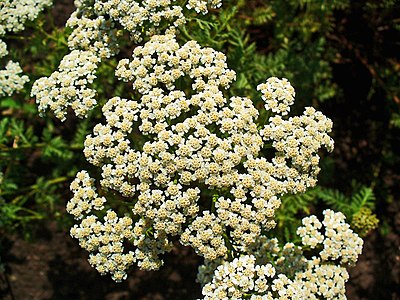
[0,61,29,97]
[31,50,100,121]
[186,0,222,14]
[0,0,52,34]
[66,13,119,59]
[32,0,223,120]
[199,210,362,299]
[257,77,295,116]
[260,107,334,195]
[115,34,236,94]
[297,209,363,265]
[0,0,52,96]
[351,207,379,237]
[67,170,174,281]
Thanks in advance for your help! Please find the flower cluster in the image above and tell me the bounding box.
[115,34,236,94]
[66,13,119,59]
[199,210,362,299]
[67,171,136,281]
[202,255,281,299]
[0,0,52,34]
[28,0,348,290]
[23,0,363,295]
[351,207,379,237]
[261,106,334,194]
[31,50,100,121]
[257,77,295,116]
[67,170,172,281]
[0,0,52,96]
[0,40,7,59]
[90,0,185,42]
[67,170,106,219]
[67,34,334,282]
[70,208,137,282]
[78,35,264,261]
[0,61,29,97]
[243,237,307,277]
[32,0,223,120]
[296,258,350,300]
[297,209,363,265]
[186,0,222,14]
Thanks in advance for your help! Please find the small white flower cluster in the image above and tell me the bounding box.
[261,107,334,193]
[296,258,350,300]
[243,237,307,277]
[71,209,136,282]
[0,0,52,34]
[31,50,100,121]
[180,211,227,260]
[0,0,52,96]
[198,240,307,299]
[200,210,362,299]
[297,209,363,265]
[68,172,174,279]
[115,34,236,94]
[67,170,106,219]
[0,61,29,97]
[0,40,8,58]
[202,255,282,299]
[186,0,222,14]
[32,0,223,120]
[91,0,185,42]
[67,171,138,282]
[67,13,119,59]
[67,171,167,282]
[257,77,295,115]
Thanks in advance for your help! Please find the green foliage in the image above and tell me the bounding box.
[274,183,379,240]
[0,9,87,236]
[275,189,319,243]
[0,112,67,235]
[41,127,73,161]
[390,113,400,128]
[316,185,378,236]
[230,0,345,105]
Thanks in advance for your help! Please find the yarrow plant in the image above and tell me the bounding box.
[28,0,365,298]
[0,0,52,96]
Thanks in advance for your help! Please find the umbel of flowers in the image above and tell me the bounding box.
[0,0,52,97]
[29,1,364,298]
[200,210,363,299]
[31,0,222,121]
[64,32,336,284]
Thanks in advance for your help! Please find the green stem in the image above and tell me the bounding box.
[222,231,235,260]
[211,193,219,213]
[178,26,196,41]
[0,143,83,152]
[0,176,68,198]
[37,26,68,47]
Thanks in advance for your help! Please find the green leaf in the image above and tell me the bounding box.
[0,98,20,109]
[351,187,376,210]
